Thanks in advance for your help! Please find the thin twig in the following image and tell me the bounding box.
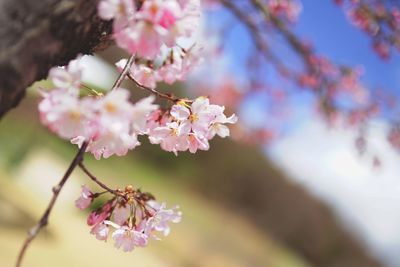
[15,142,88,267]
[249,0,313,68]
[78,162,122,196]
[127,73,184,103]
[112,54,136,90]
[219,0,289,75]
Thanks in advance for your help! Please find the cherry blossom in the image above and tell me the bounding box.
[156,46,204,84]
[147,96,237,154]
[187,133,209,153]
[86,121,140,160]
[113,203,131,225]
[146,201,182,237]
[48,57,82,92]
[111,225,148,252]
[87,202,113,226]
[267,0,302,23]
[96,88,134,121]
[98,0,135,31]
[149,121,189,155]
[115,58,159,89]
[207,106,238,139]
[91,222,110,241]
[130,63,159,89]
[38,89,97,140]
[131,95,159,134]
[115,45,203,88]
[172,97,213,136]
[98,0,201,59]
[75,184,181,252]
[75,185,93,210]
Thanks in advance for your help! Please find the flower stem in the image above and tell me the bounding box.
[127,73,189,103]
[78,162,122,196]
[112,54,136,90]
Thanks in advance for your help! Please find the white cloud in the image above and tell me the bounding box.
[271,118,400,267]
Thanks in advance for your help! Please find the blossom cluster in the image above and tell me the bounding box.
[148,97,237,154]
[98,0,201,59]
[337,0,400,59]
[39,59,157,159]
[296,54,369,106]
[39,57,237,159]
[266,0,302,23]
[115,45,203,89]
[75,185,181,251]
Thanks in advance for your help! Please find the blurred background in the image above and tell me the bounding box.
[1,1,400,267]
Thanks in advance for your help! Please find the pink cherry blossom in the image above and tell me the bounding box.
[111,224,149,252]
[87,202,112,226]
[135,21,167,59]
[171,98,213,136]
[39,89,97,140]
[48,57,82,92]
[187,132,209,153]
[156,62,182,84]
[149,121,189,155]
[114,26,140,55]
[131,63,159,89]
[148,97,237,154]
[267,0,302,23]
[98,0,136,31]
[131,95,159,134]
[207,105,238,139]
[98,0,201,58]
[95,88,134,121]
[138,0,181,29]
[163,0,201,45]
[116,59,159,88]
[113,204,131,226]
[90,222,109,241]
[156,46,204,84]
[87,122,140,160]
[78,185,182,250]
[75,185,93,210]
[146,201,182,237]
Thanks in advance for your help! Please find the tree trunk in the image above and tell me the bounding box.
[0,0,112,118]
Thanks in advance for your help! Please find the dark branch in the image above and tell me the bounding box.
[15,142,88,267]
[112,55,135,90]
[127,73,182,103]
[78,162,121,196]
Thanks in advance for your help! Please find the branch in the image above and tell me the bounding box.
[15,142,88,267]
[112,55,135,90]
[78,162,121,196]
[249,0,313,67]
[219,0,293,78]
[127,73,183,103]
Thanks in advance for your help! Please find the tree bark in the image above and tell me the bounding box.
[0,0,112,118]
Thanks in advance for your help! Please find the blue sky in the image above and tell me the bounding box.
[295,0,400,93]
[206,1,400,133]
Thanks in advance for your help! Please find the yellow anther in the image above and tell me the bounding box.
[69,110,81,120]
[189,114,199,123]
[125,185,134,192]
[105,102,117,113]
